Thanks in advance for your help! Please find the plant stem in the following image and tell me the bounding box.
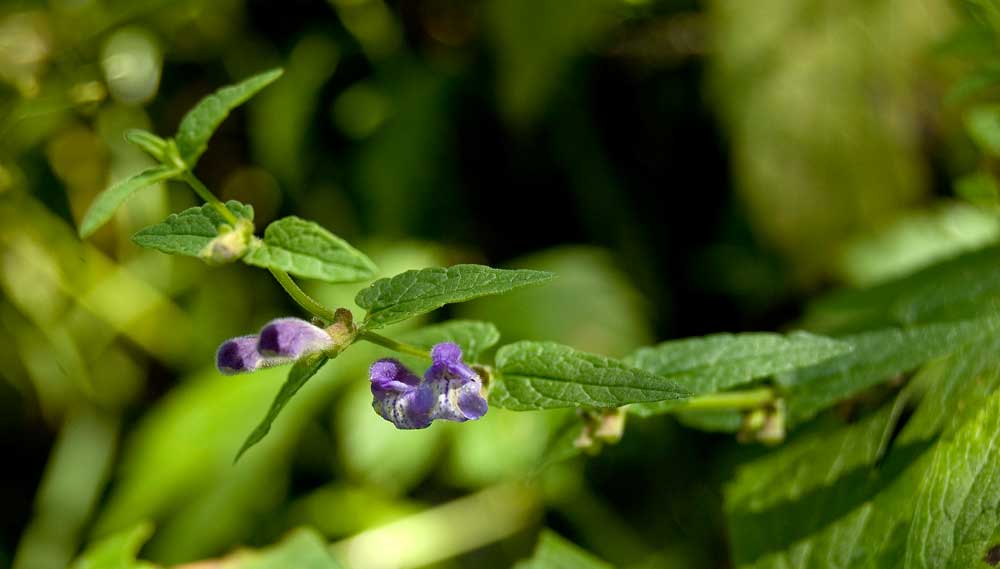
[358,330,432,360]
[181,171,239,225]
[269,268,340,322]
[678,387,776,412]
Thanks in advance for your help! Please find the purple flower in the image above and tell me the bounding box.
[216,317,334,375]
[370,359,435,429]
[258,317,334,358]
[368,342,488,429]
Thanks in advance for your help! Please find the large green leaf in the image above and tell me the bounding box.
[355,265,555,330]
[243,216,376,283]
[78,166,181,238]
[131,201,254,257]
[905,389,1000,569]
[397,320,500,361]
[492,341,689,410]
[174,68,283,166]
[780,318,991,423]
[235,353,329,462]
[627,331,849,417]
[514,530,613,569]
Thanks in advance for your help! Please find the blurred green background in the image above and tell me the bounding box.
[0,0,994,567]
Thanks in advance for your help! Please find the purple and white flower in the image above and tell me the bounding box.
[369,342,488,429]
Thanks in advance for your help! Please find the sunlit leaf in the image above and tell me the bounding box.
[905,390,1000,568]
[356,265,555,330]
[175,68,284,167]
[243,216,377,283]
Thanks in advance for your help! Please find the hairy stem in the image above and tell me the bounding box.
[358,330,432,360]
[269,268,340,322]
[678,387,776,412]
[181,171,239,225]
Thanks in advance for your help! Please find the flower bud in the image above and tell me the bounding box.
[258,317,334,359]
[200,219,254,265]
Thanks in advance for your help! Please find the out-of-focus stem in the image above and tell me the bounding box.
[329,482,539,569]
[358,330,431,360]
[679,387,776,411]
[269,268,340,323]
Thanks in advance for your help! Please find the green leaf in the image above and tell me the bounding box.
[492,341,689,410]
[905,389,1000,569]
[71,522,155,569]
[79,166,181,238]
[131,201,254,257]
[243,216,377,283]
[356,265,556,330]
[966,104,1000,157]
[235,353,329,462]
[514,530,613,569]
[174,68,283,167]
[780,318,993,423]
[231,527,343,569]
[626,332,849,417]
[397,320,500,361]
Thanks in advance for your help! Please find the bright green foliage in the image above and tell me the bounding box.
[355,265,556,329]
[492,341,689,410]
[243,216,377,283]
[131,201,254,257]
[627,332,848,417]
[966,104,1000,156]
[780,318,993,423]
[78,166,181,238]
[235,353,329,462]
[174,68,284,167]
[398,320,500,361]
[905,390,1000,569]
[514,530,613,569]
[229,528,343,569]
[71,522,155,569]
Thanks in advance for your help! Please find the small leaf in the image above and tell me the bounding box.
[174,68,284,167]
[123,129,168,161]
[356,265,556,330]
[242,216,377,282]
[514,530,613,569]
[131,200,254,257]
[71,522,155,569]
[627,331,849,417]
[398,320,501,361]
[905,389,1000,569]
[235,353,328,462]
[492,341,689,410]
[79,166,181,238]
